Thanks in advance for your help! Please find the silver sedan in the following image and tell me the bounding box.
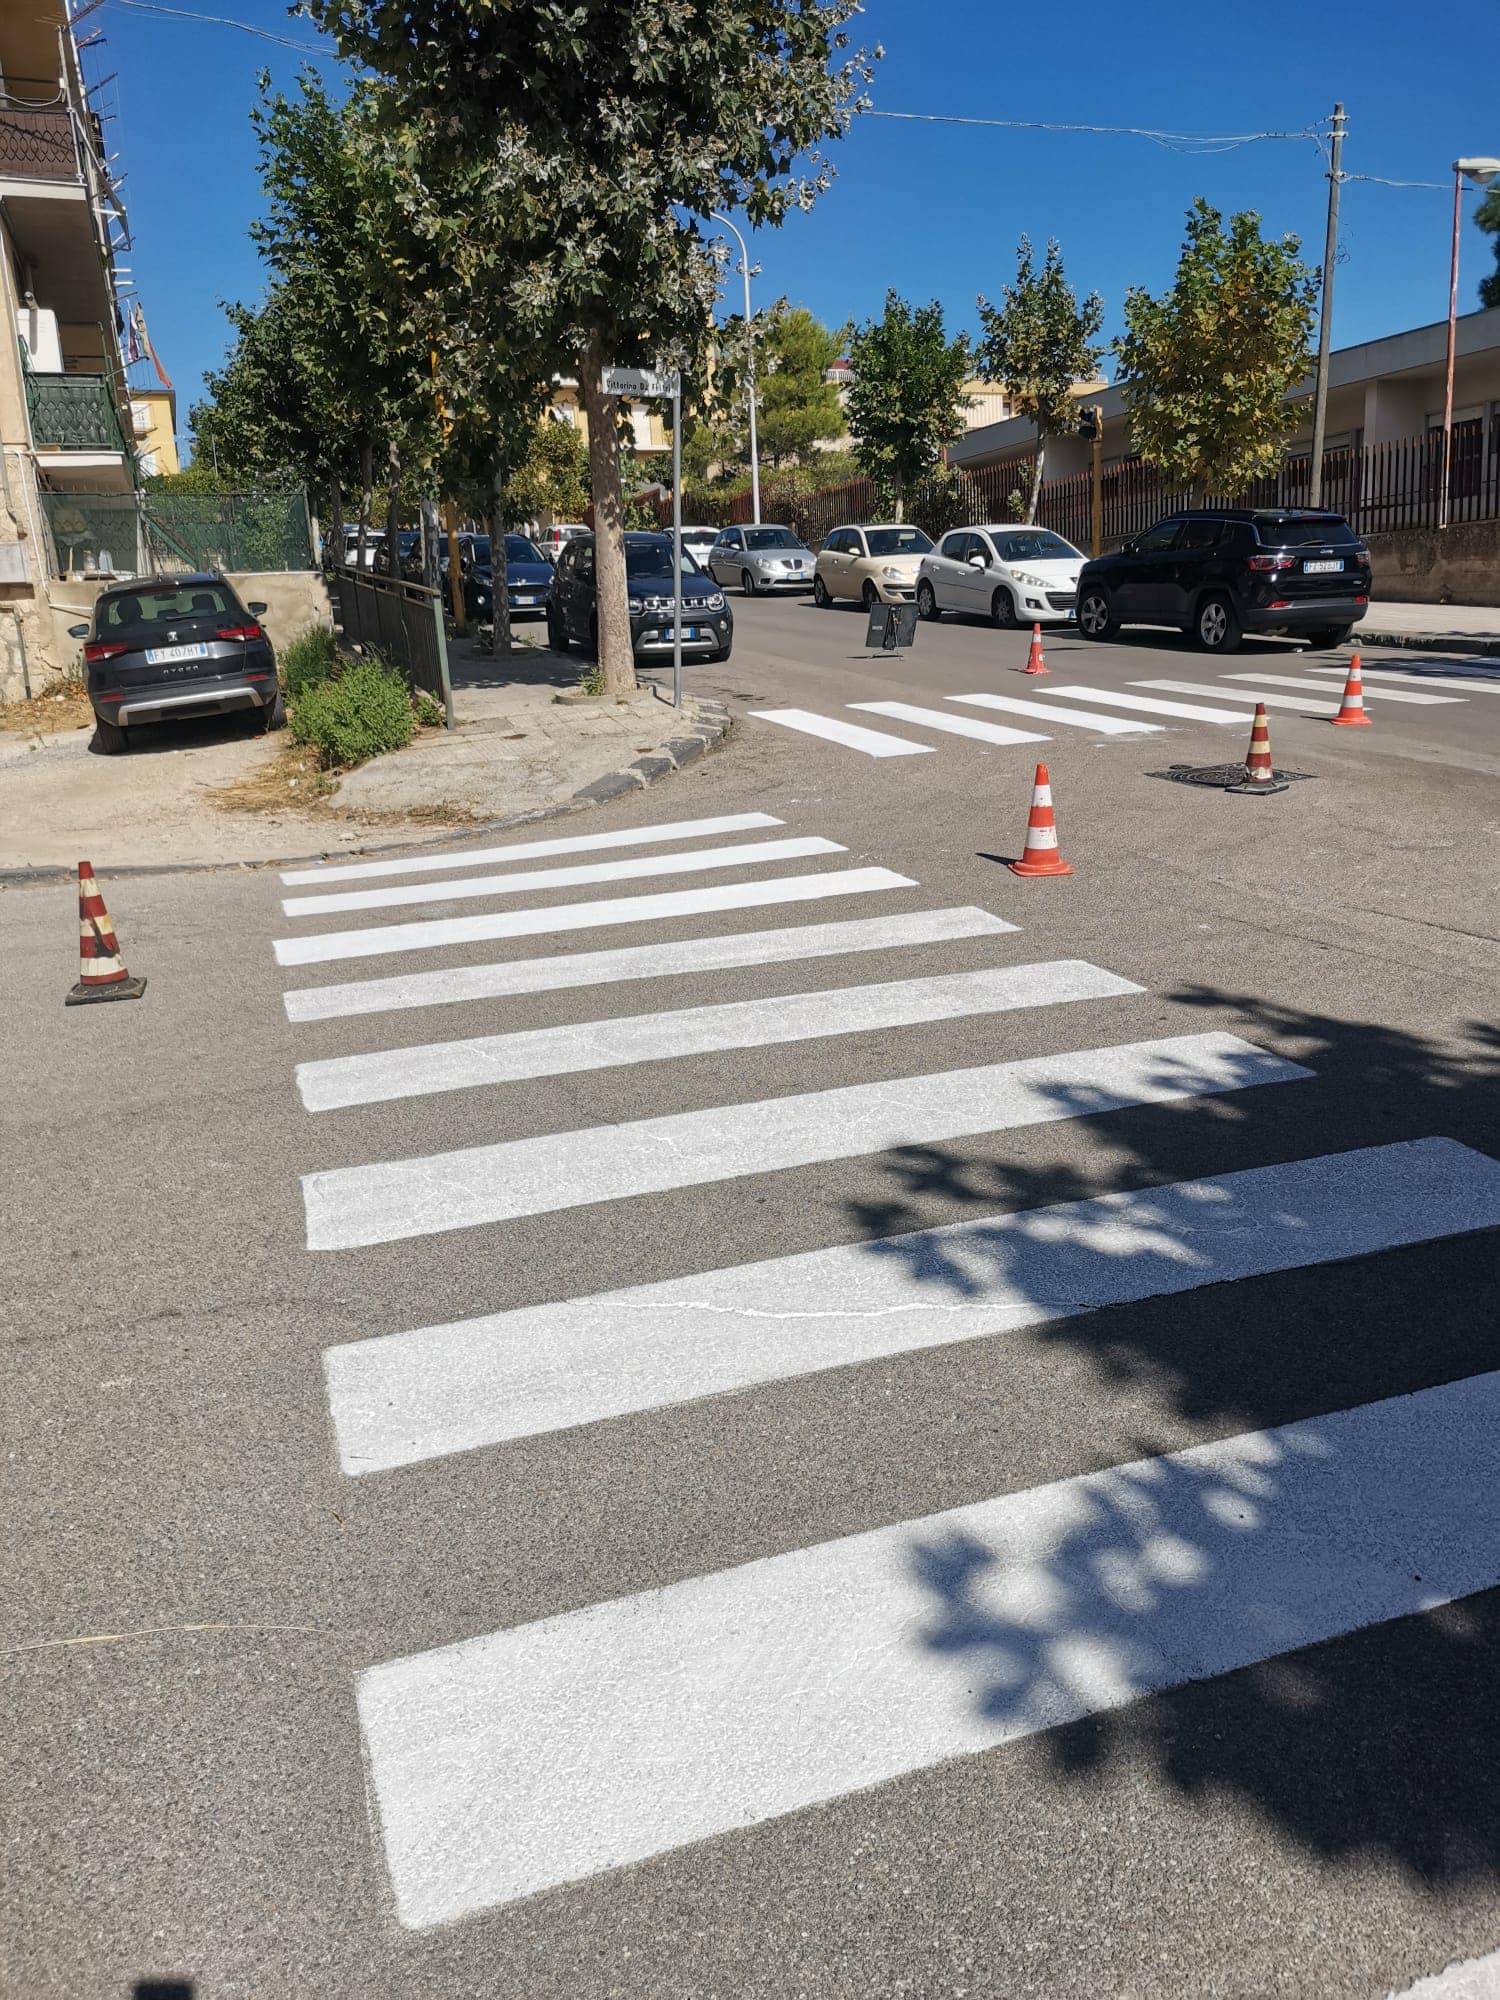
[709,524,816,595]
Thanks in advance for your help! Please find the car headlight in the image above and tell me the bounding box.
[1013,571,1047,589]
[881,565,903,579]
[705,592,725,610]
[628,597,644,614]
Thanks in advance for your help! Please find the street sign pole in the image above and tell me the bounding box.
[671,381,683,710]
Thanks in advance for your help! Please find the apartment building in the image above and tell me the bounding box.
[0,0,135,697]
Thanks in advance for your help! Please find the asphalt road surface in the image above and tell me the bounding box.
[5,595,1499,1999]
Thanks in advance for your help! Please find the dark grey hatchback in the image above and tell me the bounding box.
[72,572,281,754]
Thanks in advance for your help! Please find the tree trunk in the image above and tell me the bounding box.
[490,458,514,658]
[384,442,401,577]
[355,439,373,572]
[579,329,634,695]
[1027,437,1046,525]
[329,473,344,570]
[891,472,904,523]
[420,497,440,593]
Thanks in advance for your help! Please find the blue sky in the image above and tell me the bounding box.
[98,0,1500,448]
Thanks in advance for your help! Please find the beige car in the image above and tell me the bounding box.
[813,522,935,609]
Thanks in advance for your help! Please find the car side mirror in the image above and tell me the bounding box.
[68,623,90,638]
[967,552,987,569]
[246,600,268,615]
[1122,538,1139,555]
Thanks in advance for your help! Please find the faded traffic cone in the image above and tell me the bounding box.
[1330,652,1372,726]
[1022,623,1049,675]
[1226,702,1288,795]
[1007,763,1073,877]
[66,861,146,1006]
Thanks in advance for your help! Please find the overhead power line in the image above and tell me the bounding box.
[106,0,336,58]
[865,108,1322,156]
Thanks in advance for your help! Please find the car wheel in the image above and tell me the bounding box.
[862,580,880,612]
[89,712,128,755]
[260,688,287,732]
[916,580,940,622]
[1305,625,1353,649]
[1195,592,1242,654]
[741,568,759,598]
[547,609,570,653]
[812,575,831,608]
[1078,587,1115,640]
[991,586,1017,629]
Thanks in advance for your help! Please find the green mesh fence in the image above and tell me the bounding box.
[38,489,314,578]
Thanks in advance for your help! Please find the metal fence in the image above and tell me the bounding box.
[26,371,128,452]
[37,489,316,578]
[332,566,453,727]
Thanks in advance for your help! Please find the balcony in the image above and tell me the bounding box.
[0,98,81,185]
[26,370,128,454]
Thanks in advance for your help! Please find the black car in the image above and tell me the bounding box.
[451,534,555,624]
[71,572,280,754]
[1076,508,1371,654]
[547,532,733,662]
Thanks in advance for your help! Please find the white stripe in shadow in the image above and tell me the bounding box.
[280,813,784,886]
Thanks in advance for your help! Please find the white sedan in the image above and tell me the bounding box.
[916,524,1085,629]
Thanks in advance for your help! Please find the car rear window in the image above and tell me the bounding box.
[98,585,234,633]
[1254,516,1358,547]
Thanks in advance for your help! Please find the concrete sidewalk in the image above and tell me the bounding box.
[1363,601,1500,656]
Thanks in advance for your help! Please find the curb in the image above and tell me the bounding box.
[1362,628,1500,659]
[0,697,735,888]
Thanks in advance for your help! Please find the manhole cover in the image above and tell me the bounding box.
[1150,762,1315,789]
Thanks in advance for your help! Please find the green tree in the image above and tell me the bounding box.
[303,0,878,693]
[1115,198,1318,501]
[752,306,846,467]
[504,416,591,530]
[843,292,971,519]
[1476,185,1500,309]
[976,237,1103,521]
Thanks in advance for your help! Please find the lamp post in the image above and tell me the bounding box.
[710,210,761,524]
[1439,156,1500,531]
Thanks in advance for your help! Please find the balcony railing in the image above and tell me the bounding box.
[26,371,128,454]
[0,99,81,183]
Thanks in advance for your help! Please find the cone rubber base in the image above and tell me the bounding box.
[1225,778,1289,796]
[67,975,147,1006]
[1007,856,1073,877]
[1330,713,1372,727]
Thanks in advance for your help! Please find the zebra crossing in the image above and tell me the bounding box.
[751,670,1476,760]
[268,803,1500,1933]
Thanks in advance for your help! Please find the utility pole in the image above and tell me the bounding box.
[1308,102,1346,511]
[1090,409,1103,559]
[710,211,761,524]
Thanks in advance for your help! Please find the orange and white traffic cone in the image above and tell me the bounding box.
[66,861,146,1006]
[1007,763,1073,877]
[1021,623,1049,675]
[1330,652,1372,726]
[1226,703,1288,796]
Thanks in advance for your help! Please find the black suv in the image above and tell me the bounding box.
[547,532,733,663]
[1076,509,1371,654]
[71,572,280,754]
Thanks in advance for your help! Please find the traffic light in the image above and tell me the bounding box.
[1077,405,1103,442]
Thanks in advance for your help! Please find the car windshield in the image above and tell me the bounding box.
[626,539,702,579]
[1255,516,1358,547]
[462,536,491,565]
[98,584,234,633]
[865,527,933,557]
[744,528,801,551]
[992,531,1079,562]
[504,535,544,563]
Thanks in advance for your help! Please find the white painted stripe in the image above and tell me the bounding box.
[1391,1945,1500,1998]
[751,708,935,757]
[279,813,783,886]
[274,868,916,968]
[302,1033,1311,1249]
[282,836,843,918]
[1219,672,1464,706]
[848,700,1048,747]
[282,907,1018,1024]
[1131,680,1341,716]
[327,1138,1500,1473]
[358,1365,1500,1926]
[1046,686,1257,725]
[297,961,1142,1112]
[1305,665,1500,696]
[948,691,1160,735]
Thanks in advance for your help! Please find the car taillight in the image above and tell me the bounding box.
[1245,555,1283,572]
[84,641,128,664]
[216,623,263,640]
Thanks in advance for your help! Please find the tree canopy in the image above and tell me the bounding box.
[1476,185,1500,310]
[976,237,1103,520]
[843,292,971,517]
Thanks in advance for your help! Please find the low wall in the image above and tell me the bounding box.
[35,569,332,692]
[1367,519,1500,606]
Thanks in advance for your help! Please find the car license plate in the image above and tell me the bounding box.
[666,627,699,642]
[515,594,537,604]
[145,642,210,665]
[1304,559,1344,574]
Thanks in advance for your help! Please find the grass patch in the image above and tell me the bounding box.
[289,652,414,768]
[281,624,339,698]
[0,680,93,733]
[208,741,340,815]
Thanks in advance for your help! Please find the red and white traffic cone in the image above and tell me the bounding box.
[1021,623,1049,675]
[66,861,146,1005]
[1226,702,1288,796]
[1007,763,1073,877]
[1330,651,1372,726]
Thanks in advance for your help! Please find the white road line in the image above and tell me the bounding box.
[751,708,935,757]
[1391,1944,1500,1997]
[278,813,784,886]
[302,1032,1311,1249]
[1219,672,1464,706]
[848,700,1048,747]
[1304,664,1500,696]
[326,1137,1500,1473]
[1045,686,1256,725]
[358,1365,1500,1926]
[1131,680,1341,717]
[281,907,1018,1024]
[273,867,916,968]
[948,692,1160,735]
[281,836,843,919]
[297,960,1142,1112]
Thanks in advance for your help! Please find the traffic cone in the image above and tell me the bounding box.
[1007,763,1073,877]
[1226,703,1288,796]
[66,862,146,1005]
[1330,652,1372,726]
[1022,623,1049,675]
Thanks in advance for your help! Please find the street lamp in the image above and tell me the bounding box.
[1439,155,1500,530]
[709,210,761,524]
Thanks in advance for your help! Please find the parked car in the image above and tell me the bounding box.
[71,572,279,755]
[1076,508,1372,653]
[456,534,555,623]
[538,523,589,563]
[680,526,721,567]
[708,523,815,595]
[546,531,733,663]
[813,523,934,609]
[917,524,1084,628]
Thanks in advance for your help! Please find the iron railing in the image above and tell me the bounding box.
[332,566,454,726]
[26,370,128,453]
[0,99,79,182]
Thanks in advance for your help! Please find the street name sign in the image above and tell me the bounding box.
[601,365,681,398]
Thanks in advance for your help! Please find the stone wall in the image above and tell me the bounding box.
[1367,519,1500,607]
